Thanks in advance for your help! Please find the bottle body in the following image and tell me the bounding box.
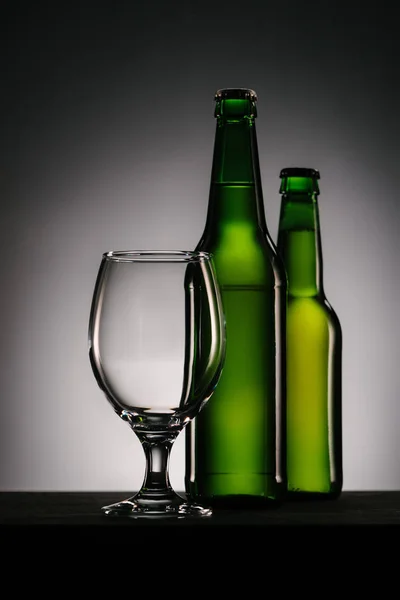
[185,89,286,507]
[277,169,342,499]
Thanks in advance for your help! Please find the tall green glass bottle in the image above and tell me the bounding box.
[277,168,342,499]
[185,88,287,507]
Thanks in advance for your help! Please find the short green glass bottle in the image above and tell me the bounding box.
[277,168,342,499]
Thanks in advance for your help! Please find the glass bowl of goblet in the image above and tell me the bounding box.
[88,250,226,518]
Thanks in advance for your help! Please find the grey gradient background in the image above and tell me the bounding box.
[1,1,399,492]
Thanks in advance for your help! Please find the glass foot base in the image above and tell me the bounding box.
[101,492,212,519]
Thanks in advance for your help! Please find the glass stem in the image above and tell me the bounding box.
[136,433,178,498]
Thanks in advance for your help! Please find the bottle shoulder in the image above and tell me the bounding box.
[288,295,342,331]
[197,229,286,287]
[197,225,279,259]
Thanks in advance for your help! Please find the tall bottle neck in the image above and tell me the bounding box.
[206,115,268,230]
[211,116,256,184]
[277,190,324,298]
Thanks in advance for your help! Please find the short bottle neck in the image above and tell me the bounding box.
[277,191,324,297]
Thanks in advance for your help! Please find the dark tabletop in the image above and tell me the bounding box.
[1,493,399,569]
[2,491,397,578]
[1,491,399,533]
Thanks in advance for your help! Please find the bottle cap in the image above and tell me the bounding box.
[214,88,257,119]
[279,168,320,194]
[215,88,257,101]
[280,167,320,179]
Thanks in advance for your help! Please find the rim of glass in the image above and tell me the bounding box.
[103,250,213,263]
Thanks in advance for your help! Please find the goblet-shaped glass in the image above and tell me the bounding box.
[88,250,225,517]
